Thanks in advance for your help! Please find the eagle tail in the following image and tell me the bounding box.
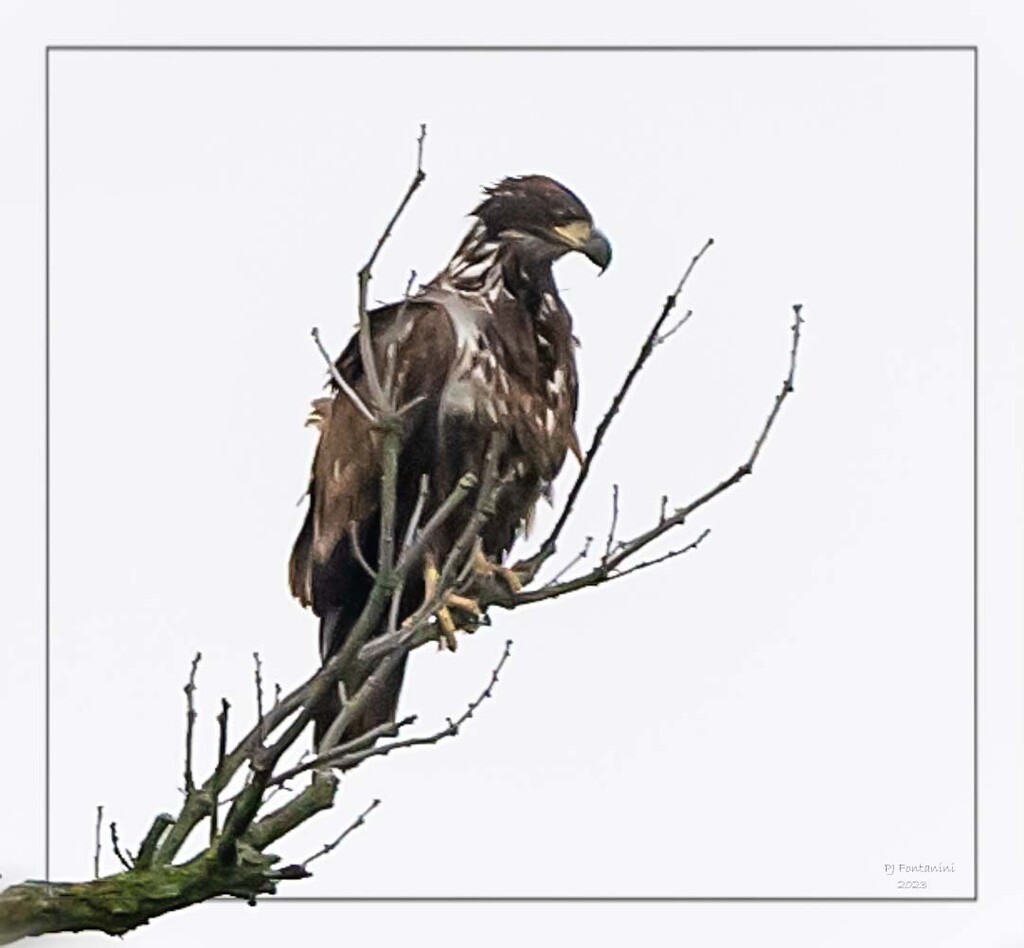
[312,608,409,751]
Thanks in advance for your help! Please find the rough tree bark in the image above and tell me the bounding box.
[0,127,804,944]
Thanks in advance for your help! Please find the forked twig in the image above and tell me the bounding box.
[357,124,428,412]
[543,535,594,588]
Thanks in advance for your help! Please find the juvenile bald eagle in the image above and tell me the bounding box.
[289,175,611,746]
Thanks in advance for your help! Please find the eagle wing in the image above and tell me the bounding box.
[288,298,458,613]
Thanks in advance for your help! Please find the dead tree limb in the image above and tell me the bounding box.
[0,127,804,944]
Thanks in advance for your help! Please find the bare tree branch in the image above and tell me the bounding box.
[501,304,804,610]
[603,483,620,563]
[152,457,475,854]
[749,303,804,467]
[0,134,806,944]
[134,813,174,871]
[310,326,375,423]
[183,652,201,795]
[93,806,103,880]
[562,527,713,596]
[301,799,382,870]
[654,308,693,346]
[209,699,230,843]
[253,652,265,742]
[275,634,512,784]
[401,474,430,558]
[528,237,714,575]
[543,535,594,588]
[310,639,512,775]
[607,528,712,583]
[269,716,419,788]
[245,773,338,853]
[347,520,378,580]
[109,822,134,872]
[357,123,428,412]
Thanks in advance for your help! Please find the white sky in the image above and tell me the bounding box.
[1,3,1022,947]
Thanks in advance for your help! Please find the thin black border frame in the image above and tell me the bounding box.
[44,44,978,905]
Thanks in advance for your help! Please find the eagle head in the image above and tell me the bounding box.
[472,175,612,273]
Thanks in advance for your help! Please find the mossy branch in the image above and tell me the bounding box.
[0,852,308,945]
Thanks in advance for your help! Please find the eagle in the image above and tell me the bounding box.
[289,175,612,747]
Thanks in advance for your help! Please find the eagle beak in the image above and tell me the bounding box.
[581,228,612,273]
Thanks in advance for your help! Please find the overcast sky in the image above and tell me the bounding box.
[3,5,1022,947]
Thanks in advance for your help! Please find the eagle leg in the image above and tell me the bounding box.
[416,553,481,652]
[472,547,523,593]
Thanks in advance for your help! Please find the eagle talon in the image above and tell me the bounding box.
[436,593,481,648]
[473,549,523,593]
[446,593,482,617]
[418,555,480,651]
[435,606,459,652]
[498,567,523,594]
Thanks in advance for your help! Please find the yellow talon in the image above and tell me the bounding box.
[418,554,479,651]
[473,548,523,593]
[446,593,482,616]
[436,605,459,651]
